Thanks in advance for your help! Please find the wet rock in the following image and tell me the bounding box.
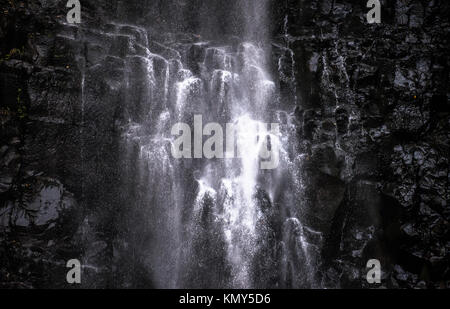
[278,0,449,288]
[0,178,76,228]
[0,0,448,289]
[310,144,341,177]
[335,107,349,134]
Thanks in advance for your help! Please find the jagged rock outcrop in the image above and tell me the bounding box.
[275,0,449,288]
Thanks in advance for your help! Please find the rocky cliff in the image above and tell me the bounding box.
[0,0,448,288]
[276,0,449,288]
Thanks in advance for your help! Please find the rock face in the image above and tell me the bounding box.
[0,0,448,288]
[275,0,449,288]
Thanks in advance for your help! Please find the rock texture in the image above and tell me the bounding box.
[0,0,448,288]
[274,0,449,288]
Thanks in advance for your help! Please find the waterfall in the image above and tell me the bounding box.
[1,0,443,291]
[113,0,322,288]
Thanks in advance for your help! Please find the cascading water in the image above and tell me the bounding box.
[114,0,323,288]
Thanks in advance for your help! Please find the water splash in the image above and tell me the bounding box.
[116,0,320,289]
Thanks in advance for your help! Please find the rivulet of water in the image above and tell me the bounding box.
[114,0,323,288]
